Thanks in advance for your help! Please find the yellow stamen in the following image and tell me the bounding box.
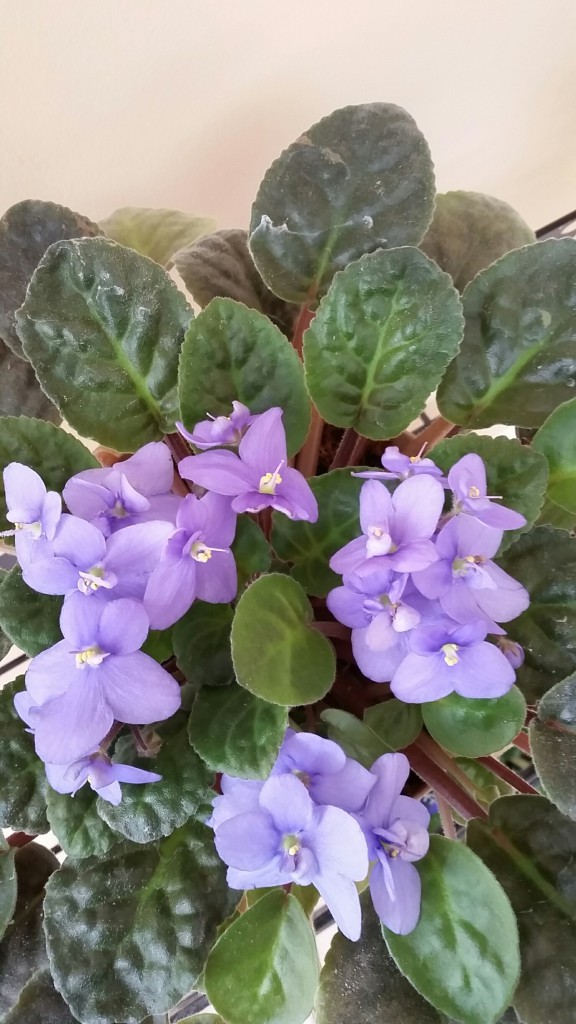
[468,485,481,498]
[441,643,460,667]
[190,541,212,563]
[259,469,283,494]
[75,645,104,669]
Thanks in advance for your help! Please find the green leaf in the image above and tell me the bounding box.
[249,102,435,304]
[97,713,213,844]
[0,338,60,422]
[44,820,237,1024]
[271,468,363,597]
[454,757,514,808]
[420,190,535,292]
[141,628,173,664]
[232,516,271,592]
[205,890,319,1024]
[173,602,235,689]
[189,683,287,779]
[17,237,193,451]
[0,833,16,943]
[178,297,310,457]
[0,677,48,833]
[0,199,101,358]
[438,239,576,428]
[421,686,526,757]
[46,783,120,859]
[100,206,215,267]
[0,843,60,1016]
[467,795,576,1024]
[179,1016,225,1024]
[432,434,548,550]
[0,567,61,657]
[0,619,11,662]
[530,672,576,820]
[363,700,423,751]
[537,494,576,532]
[316,890,443,1024]
[303,247,463,438]
[497,526,576,702]
[321,709,391,767]
[385,835,520,1024]
[533,397,576,515]
[2,968,78,1024]
[245,884,319,918]
[231,574,336,706]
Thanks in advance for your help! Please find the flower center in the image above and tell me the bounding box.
[452,553,486,575]
[468,485,481,498]
[441,642,460,666]
[15,520,42,538]
[190,541,212,563]
[78,565,107,593]
[259,461,284,495]
[282,833,301,857]
[111,501,128,519]
[75,645,106,669]
[379,837,401,858]
[293,769,311,788]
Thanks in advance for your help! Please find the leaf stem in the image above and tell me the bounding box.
[296,406,324,478]
[404,743,488,820]
[436,794,458,839]
[409,415,456,454]
[330,427,361,471]
[7,831,36,848]
[477,755,538,796]
[291,305,314,359]
[313,620,351,641]
[512,730,532,756]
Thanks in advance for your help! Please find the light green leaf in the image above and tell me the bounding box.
[530,672,576,820]
[303,247,463,438]
[533,397,576,515]
[422,686,526,758]
[231,574,336,706]
[0,833,16,943]
[189,683,287,780]
[438,239,576,428]
[100,206,215,267]
[17,237,193,451]
[363,700,423,751]
[0,338,60,422]
[249,102,435,304]
[321,709,391,767]
[0,567,61,657]
[46,783,120,859]
[205,890,319,1024]
[173,602,235,689]
[0,677,48,834]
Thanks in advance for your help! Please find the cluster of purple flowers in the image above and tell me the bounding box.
[210,729,430,939]
[2,404,318,803]
[327,448,529,701]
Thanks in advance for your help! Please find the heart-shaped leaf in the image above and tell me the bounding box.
[533,398,576,515]
[438,239,576,428]
[173,602,235,689]
[100,206,215,267]
[231,574,336,706]
[303,248,463,438]
[249,102,435,304]
[0,677,48,834]
[421,686,526,758]
[46,783,120,859]
[530,672,576,820]
[205,890,319,1024]
[0,834,16,943]
[17,237,193,451]
[0,567,61,657]
[189,683,287,780]
[0,338,59,422]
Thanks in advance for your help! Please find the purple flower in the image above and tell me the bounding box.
[211,773,369,940]
[498,637,525,669]
[63,442,181,536]
[176,401,255,449]
[330,477,444,578]
[361,753,430,935]
[390,620,516,703]
[179,407,318,522]
[272,729,375,812]
[45,751,161,805]
[144,492,237,629]
[15,596,181,763]
[1,463,62,563]
[448,454,526,531]
[353,445,445,483]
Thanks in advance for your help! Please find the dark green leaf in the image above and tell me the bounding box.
[205,890,318,1024]
[421,686,526,757]
[189,683,287,779]
[0,567,61,657]
[173,602,235,689]
[97,713,213,844]
[249,102,435,304]
[497,527,576,702]
[44,820,237,1024]
[245,884,319,918]
[46,784,120,859]
[0,337,59,422]
[0,199,100,357]
[0,621,11,662]
[231,574,336,706]
[438,239,576,428]
[0,833,16,943]
[433,434,548,550]
[17,237,193,451]
[141,628,173,664]
[363,700,423,751]
[303,248,463,438]
[533,398,576,515]
[321,709,391,767]
[420,190,534,292]
[537,495,576,532]
[467,795,576,1024]
[316,890,443,1024]
[530,672,576,820]
[0,677,48,833]
[3,967,78,1024]
[100,206,215,267]
[178,297,310,457]
[232,516,271,592]
[271,468,363,597]
[385,836,520,1024]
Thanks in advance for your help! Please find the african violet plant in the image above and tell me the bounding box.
[0,100,576,1024]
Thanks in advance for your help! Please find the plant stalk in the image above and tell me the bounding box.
[477,755,539,796]
[436,793,458,839]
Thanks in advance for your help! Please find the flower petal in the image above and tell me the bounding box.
[195,551,237,604]
[238,407,286,476]
[363,753,410,829]
[306,805,368,880]
[391,652,454,703]
[326,586,368,628]
[359,480,393,534]
[60,591,104,648]
[370,857,422,935]
[144,556,197,629]
[180,450,254,495]
[352,628,408,683]
[25,640,78,703]
[329,537,367,576]
[53,514,106,568]
[276,731,345,777]
[214,811,280,869]
[392,475,444,543]
[105,521,172,578]
[259,775,315,833]
[315,873,362,941]
[276,468,319,523]
[453,643,515,699]
[97,599,150,654]
[100,651,181,724]
[34,673,114,764]
[311,758,376,813]
[22,555,80,596]
[118,442,174,496]
[3,463,46,521]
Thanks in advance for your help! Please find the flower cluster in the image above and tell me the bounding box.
[3,404,317,803]
[327,450,529,701]
[209,729,430,940]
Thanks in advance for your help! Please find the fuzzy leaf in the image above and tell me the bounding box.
[0,677,48,833]
[533,397,576,515]
[46,784,120,859]
[173,602,235,689]
[100,206,215,267]
[0,338,59,422]
[530,672,576,820]
[188,683,287,780]
[422,687,526,758]
[0,833,16,943]
[2,967,78,1024]
[0,567,61,657]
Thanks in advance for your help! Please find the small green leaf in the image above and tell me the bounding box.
[178,298,310,457]
[100,206,215,267]
[533,397,576,515]
[321,709,391,767]
[205,890,319,1024]
[530,672,576,820]
[0,833,17,943]
[363,700,423,751]
[0,567,61,657]
[421,686,526,758]
[438,239,576,428]
[232,516,271,591]
[173,602,235,689]
[303,248,463,438]
[497,526,576,702]
[249,103,435,304]
[420,190,534,292]
[271,468,363,597]
[44,820,237,1024]
[231,574,336,706]
[454,758,513,808]
[46,784,120,859]
[385,836,520,1024]
[97,713,213,844]
[0,338,60,422]
[0,677,48,834]
[189,683,287,779]
[432,434,548,550]
[2,968,78,1024]
[17,237,193,451]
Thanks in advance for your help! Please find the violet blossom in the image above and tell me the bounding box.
[45,751,161,805]
[176,401,255,449]
[1,463,62,563]
[271,729,375,813]
[448,453,526,530]
[353,445,445,483]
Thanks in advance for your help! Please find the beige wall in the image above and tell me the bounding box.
[0,0,575,233]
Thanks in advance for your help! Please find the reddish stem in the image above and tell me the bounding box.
[406,416,456,455]
[330,428,361,471]
[350,434,370,466]
[436,793,457,839]
[513,730,532,756]
[314,621,351,642]
[478,755,538,795]
[296,406,324,478]
[405,744,487,820]
[7,832,36,848]
[291,305,314,359]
